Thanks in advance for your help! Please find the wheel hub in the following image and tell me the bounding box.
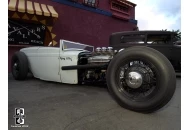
[13,62,19,70]
[126,72,142,89]
[14,63,18,67]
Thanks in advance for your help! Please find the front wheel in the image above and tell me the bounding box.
[106,46,176,113]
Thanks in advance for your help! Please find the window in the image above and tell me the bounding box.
[147,34,171,45]
[121,34,145,44]
[69,0,78,2]
[61,40,94,52]
[83,0,99,8]
[111,1,129,15]
[174,41,181,45]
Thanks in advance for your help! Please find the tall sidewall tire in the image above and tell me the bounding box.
[106,46,176,113]
[11,51,28,80]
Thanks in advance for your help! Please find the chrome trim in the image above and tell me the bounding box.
[95,47,101,52]
[88,55,112,63]
[126,72,143,89]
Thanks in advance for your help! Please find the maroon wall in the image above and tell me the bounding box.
[8,0,137,72]
[27,0,137,47]
[53,5,136,47]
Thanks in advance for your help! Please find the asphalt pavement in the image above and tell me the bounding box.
[8,74,181,130]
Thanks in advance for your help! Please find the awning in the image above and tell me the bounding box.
[8,0,58,18]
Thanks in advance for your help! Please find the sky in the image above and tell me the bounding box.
[130,0,181,31]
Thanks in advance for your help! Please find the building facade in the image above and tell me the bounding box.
[8,0,138,72]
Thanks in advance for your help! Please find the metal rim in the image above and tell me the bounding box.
[116,59,158,102]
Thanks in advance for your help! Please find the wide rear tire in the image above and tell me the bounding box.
[11,51,28,80]
[106,46,176,113]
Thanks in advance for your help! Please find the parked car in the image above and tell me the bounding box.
[110,31,181,72]
[11,37,176,113]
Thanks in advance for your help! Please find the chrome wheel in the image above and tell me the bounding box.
[106,47,176,112]
[117,60,157,101]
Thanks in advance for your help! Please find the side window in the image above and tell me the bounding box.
[111,1,129,14]
[174,41,181,45]
[69,0,78,2]
[121,34,145,44]
[147,34,171,45]
[83,0,99,8]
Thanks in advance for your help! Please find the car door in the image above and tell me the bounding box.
[59,40,80,84]
[37,47,61,82]
[146,34,172,60]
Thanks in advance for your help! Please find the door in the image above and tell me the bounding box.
[146,34,172,60]
[59,40,80,84]
[171,45,181,71]
[37,47,61,82]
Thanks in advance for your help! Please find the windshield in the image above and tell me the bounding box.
[60,40,94,52]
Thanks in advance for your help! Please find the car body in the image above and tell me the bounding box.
[11,34,176,113]
[19,40,93,84]
[110,31,181,72]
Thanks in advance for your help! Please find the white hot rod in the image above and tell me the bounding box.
[11,39,176,113]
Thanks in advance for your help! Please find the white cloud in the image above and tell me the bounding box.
[130,0,181,31]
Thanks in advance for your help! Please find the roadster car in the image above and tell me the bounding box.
[11,38,176,113]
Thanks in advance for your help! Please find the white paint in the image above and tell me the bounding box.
[20,40,90,84]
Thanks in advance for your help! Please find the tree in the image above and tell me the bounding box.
[161,29,168,31]
[161,29,181,41]
[172,29,181,41]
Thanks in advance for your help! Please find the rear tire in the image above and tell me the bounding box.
[106,46,176,113]
[11,51,28,80]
